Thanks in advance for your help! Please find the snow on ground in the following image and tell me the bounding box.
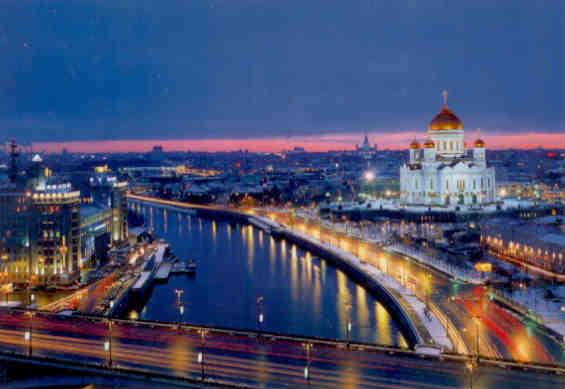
[502,285,565,341]
[322,197,536,214]
[253,212,454,349]
[280,226,452,350]
[362,264,452,350]
[388,244,487,285]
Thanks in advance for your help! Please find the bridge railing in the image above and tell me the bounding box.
[1,307,565,389]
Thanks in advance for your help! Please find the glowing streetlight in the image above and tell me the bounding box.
[105,319,113,368]
[303,342,313,382]
[24,311,34,356]
[466,361,475,389]
[174,288,185,327]
[345,303,353,347]
[197,351,203,364]
[363,170,375,182]
[198,328,207,380]
[256,295,264,332]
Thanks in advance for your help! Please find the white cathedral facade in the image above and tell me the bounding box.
[400,92,496,208]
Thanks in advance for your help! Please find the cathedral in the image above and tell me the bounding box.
[399,92,496,208]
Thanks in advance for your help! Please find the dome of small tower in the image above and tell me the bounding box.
[423,139,435,149]
[409,139,421,149]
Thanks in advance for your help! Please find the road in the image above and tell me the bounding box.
[0,309,563,388]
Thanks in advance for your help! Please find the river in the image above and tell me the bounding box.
[132,204,407,347]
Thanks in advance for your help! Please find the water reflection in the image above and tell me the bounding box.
[135,205,405,346]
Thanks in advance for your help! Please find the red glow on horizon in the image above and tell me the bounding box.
[32,132,565,154]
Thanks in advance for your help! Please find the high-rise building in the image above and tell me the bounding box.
[0,183,33,283]
[1,142,80,284]
[31,182,81,282]
[89,166,128,244]
[110,181,128,243]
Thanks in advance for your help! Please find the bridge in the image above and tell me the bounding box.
[0,308,564,389]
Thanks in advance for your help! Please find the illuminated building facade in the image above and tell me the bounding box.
[32,183,81,281]
[400,92,496,207]
[89,166,128,243]
[0,184,33,282]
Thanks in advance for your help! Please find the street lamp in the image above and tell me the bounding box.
[197,351,203,379]
[174,288,184,327]
[363,170,375,183]
[24,330,31,356]
[466,361,475,389]
[473,316,481,363]
[25,311,34,357]
[302,342,313,384]
[105,319,113,368]
[256,295,264,332]
[198,328,208,381]
[345,303,353,347]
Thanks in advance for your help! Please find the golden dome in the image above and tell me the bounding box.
[429,106,463,131]
[409,139,420,149]
[423,139,435,148]
[428,90,463,131]
[474,138,485,148]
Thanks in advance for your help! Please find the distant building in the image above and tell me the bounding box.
[80,204,111,267]
[286,146,307,155]
[149,145,165,162]
[356,133,377,158]
[400,91,496,207]
[89,165,128,244]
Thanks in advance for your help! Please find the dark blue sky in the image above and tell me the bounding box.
[0,0,563,142]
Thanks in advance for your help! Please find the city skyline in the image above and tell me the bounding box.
[29,130,565,154]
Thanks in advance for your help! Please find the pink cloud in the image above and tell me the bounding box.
[32,131,565,153]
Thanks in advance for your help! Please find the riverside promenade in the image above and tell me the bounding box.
[129,194,449,353]
[128,195,565,365]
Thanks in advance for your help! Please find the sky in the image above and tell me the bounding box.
[0,1,564,152]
